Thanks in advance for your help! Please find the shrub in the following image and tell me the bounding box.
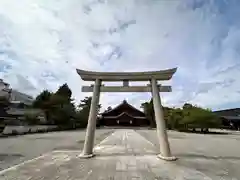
[24,113,40,125]
[0,124,5,133]
[11,130,18,135]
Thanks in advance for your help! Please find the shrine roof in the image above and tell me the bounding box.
[103,112,146,119]
[101,100,145,116]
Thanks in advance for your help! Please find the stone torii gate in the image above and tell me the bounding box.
[76,68,177,161]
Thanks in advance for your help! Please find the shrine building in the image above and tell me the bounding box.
[98,100,150,127]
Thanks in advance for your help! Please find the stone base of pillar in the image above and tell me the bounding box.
[157,154,177,161]
[78,153,95,159]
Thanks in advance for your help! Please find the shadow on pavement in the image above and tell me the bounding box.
[94,152,157,157]
[176,153,240,160]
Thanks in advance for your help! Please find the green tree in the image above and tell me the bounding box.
[49,95,76,128]
[32,90,53,124]
[181,106,220,132]
[32,84,76,128]
[76,96,101,128]
[165,103,221,132]
[182,103,194,110]
[167,108,184,130]
[24,112,40,125]
[78,96,92,109]
[140,98,156,128]
[78,97,101,112]
[48,85,76,128]
[55,83,72,100]
[32,90,52,108]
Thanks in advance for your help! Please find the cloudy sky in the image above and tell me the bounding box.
[0,0,240,111]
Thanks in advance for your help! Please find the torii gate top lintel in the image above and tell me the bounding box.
[76,68,177,81]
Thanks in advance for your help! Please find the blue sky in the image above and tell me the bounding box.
[0,0,240,111]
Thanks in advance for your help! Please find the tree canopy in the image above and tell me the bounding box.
[141,100,221,133]
[32,87,102,129]
[76,96,101,128]
[32,84,76,128]
[32,90,52,109]
[140,99,156,128]
[55,83,72,100]
[31,84,221,132]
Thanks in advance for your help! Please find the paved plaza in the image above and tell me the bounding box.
[0,129,240,179]
[0,129,113,171]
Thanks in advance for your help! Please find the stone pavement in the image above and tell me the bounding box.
[0,129,113,171]
[0,129,236,179]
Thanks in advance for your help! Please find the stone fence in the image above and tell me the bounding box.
[2,125,58,135]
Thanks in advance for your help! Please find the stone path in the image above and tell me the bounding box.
[0,129,228,179]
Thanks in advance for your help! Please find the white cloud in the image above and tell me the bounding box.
[0,0,240,111]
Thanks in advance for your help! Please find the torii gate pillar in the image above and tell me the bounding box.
[77,68,177,161]
[81,79,101,158]
[151,78,176,160]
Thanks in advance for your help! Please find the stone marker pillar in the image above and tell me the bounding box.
[151,78,177,161]
[80,79,101,158]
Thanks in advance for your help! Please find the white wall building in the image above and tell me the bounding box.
[0,79,34,105]
[9,90,34,106]
[0,79,47,126]
[0,79,11,99]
